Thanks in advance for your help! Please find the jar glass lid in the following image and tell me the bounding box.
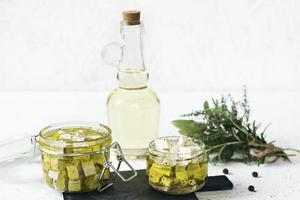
[38,122,111,148]
[148,136,206,160]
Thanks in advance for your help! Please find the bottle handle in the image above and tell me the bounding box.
[101,42,123,67]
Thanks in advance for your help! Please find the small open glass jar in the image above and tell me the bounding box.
[146,136,208,195]
[34,122,136,193]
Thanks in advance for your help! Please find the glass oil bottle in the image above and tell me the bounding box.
[106,10,160,159]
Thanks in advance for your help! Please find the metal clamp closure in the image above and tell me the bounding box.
[98,142,137,192]
[31,135,136,192]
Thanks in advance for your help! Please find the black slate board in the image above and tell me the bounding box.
[63,170,233,200]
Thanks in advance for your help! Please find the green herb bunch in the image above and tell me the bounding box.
[172,88,299,165]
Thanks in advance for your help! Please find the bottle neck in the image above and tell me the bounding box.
[117,22,148,89]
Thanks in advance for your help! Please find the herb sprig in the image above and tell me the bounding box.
[172,88,299,165]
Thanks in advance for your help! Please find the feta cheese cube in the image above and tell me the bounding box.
[84,174,99,190]
[187,163,202,179]
[54,170,66,190]
[42,154,51,170]
[149,167,161,184]
[81,161,96,177]
[177,136,194,147]
[66,165,80,180]
[68,180,81,192]
[151,163,172,176]
[102,169,110,180]
[160,176,172,187]
[92,154,105,165]
[50,157,66,171]
[175,166,188,181]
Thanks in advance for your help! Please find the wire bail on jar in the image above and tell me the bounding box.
[31,135,137,192]
[98,142,137,192]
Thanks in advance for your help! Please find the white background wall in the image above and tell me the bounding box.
[1,0,299,92]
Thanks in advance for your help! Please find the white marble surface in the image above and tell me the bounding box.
[0,0,300,92]
[0,91,299,200]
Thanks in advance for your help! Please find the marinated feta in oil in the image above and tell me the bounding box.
[40,127,111,192]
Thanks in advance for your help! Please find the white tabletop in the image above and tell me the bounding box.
[0,91,299,200]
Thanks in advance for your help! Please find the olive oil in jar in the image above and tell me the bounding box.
[146,136,208,195]
[38,123,112,192]
[106,11,160,159]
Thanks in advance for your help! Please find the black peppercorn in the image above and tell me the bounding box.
[222,168,229,174]
[248,185,255,192]
[252,171,258,178]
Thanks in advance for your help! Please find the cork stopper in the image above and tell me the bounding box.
[122,10,141,25]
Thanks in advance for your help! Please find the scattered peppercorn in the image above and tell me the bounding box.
[223,168,229,174]
[252,171,258,178]
[248,185,255,192]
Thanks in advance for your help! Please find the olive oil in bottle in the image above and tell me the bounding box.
[106,10,160,159]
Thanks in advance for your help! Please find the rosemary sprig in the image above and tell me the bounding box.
[172,88,299,165]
